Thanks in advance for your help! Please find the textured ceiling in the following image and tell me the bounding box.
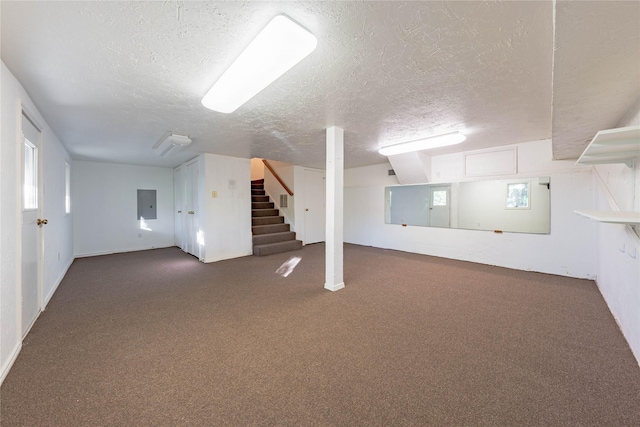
[552,0,640,160]
[1,1,637,169]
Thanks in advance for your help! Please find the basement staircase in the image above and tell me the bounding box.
[251,179,302,256]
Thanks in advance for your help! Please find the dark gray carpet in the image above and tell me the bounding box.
[1,244,639,426]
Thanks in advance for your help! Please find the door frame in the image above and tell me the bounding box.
[18,103,45,338]
[184,159,200,259]
[173,165,185,250]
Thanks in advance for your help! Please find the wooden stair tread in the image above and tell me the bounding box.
[253,240,302,256]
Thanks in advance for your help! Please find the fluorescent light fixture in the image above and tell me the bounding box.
[378,131,466,156]
[153,133,192,157]
[201,15,317,113]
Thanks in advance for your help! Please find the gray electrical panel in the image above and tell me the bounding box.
[137,189,157,220]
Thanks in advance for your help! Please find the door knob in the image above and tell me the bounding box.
[305,208,309,211]
[178,210,182,213]
[37,219,48,226]
[188,211,195,215]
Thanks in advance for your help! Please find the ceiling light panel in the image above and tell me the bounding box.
[201,15,317,114]
[378,132,466,156]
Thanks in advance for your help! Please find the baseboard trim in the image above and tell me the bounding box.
[74,245,175,258]
[44,257,74,308]
[324,282,345,292]
[0,342,22,386]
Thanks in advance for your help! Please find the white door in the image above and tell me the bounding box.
[185,160,200,258]
[303,169,325,244]
[21,113,43,337]
[174,166,185,250]
[429,186,450,228]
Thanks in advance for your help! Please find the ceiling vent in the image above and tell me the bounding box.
[153,133,192,157]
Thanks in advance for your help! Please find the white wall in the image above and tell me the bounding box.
[1,62,73,384]
[201,153,252,262]
[72,161,175,257]
[250,158,264,181]
[591,182,640,364]
[344,163,399,247]
[344,140,597,278]
[263,160,296,228]
[41,128,74,305]
[589,98,640,364]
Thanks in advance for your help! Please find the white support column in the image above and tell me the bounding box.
[325,126,345,291]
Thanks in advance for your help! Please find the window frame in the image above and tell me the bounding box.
[505,181,531,210]
[22,138,39,211]
[65,160,71,214]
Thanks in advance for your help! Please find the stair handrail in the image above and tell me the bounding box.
[262,159,294,196]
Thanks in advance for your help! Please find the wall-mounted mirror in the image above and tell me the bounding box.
[385,177,550,234]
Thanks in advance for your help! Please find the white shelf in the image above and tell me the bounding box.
[575,210,640,225]
[576,125,640,167]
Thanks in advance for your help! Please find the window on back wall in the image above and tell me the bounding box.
[65,161,71,214]
[506,182,530,209]
[432,190,447,206]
